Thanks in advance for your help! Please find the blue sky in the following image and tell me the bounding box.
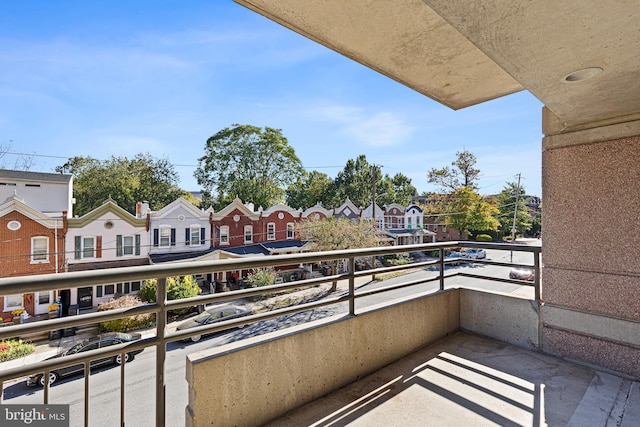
[0,1,543,198]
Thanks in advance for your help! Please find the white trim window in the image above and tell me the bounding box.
[122,235,135,255]
[286,222,294,239]
[159,227,171,247]
[267,223,276,240]
[220,226,229,245]
[188,226,201,246]
[442,225,447,232]
[244,225,253,243]
[4,294,23,311]
[82,236,95,258]
[31,236,49,263]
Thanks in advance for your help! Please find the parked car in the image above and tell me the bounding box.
[445,251,466,266]
[509,267,535,281]
[463,249,487,259]
[176,305,252,342]
[27,332,143,387]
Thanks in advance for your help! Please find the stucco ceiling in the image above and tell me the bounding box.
[235,0,640,131]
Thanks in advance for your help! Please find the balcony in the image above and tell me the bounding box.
[1,242,638,426]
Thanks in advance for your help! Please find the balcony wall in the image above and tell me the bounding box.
[186,288,539,427]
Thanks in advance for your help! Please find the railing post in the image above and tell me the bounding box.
[439,248,445,290]
[156,277,167,427]
[534,250,543,350]
[349,257,356,315]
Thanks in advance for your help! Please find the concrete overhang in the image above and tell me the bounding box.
[235,0,640,132]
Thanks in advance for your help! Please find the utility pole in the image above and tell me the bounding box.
[371,164,378,229]
[511,173,522,243]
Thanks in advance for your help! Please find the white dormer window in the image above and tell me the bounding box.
[267,223,276,240]
[244,225,253,243]
[31,236,49,263]
[220,226,229,245]
[286,222,294,239]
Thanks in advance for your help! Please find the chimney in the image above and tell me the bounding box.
[136,201,149,218]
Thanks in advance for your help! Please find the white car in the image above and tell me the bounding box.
[464,249,487,259]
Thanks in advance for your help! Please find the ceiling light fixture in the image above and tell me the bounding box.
[563,67,603,83]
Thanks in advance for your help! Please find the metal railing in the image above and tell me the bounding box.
[0,241,540,426]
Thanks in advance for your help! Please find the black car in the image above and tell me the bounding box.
[176,305,252,342]
[27,332,143,387]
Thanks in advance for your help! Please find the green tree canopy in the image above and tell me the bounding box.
[285,170,335,209]
[194,124,304,210]
[495,181,533,239]
[56,153,188,216]
[443,187,500,239]
[428,149,480,192]
[331,155,416,208]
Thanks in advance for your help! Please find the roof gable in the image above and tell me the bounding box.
[67,199,146,228]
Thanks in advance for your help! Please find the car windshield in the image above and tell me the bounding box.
[193,312,213,324]
[65,342,87,355]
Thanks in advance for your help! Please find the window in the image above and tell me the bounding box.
[267,223,275,240]
[220,226,229,245]
[442,225,447,232]
[97,286,103,298]
[186,227,202,246]
[286,223,294,239]
[131,281,141,292]
[4,294,23,310]
[434,224,439,232]
[407,217,412,228]
[160,228,171,247]
[244,225,253,243]
[123,235,134,255]
[104,284,115,295]
[82,237,95,258]
[117,234,140,256]
[37,292,50,305]
[31,236,48,263]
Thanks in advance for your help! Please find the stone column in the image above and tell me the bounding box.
[541,109,640,377]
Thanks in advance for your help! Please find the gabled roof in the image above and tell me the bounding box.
[67,199,146,228]
[151,197,209,220]
[406,204,424,213]
[383,203,405,215]
[262,203,301,218]
[301,202,331,219]
[333,199,360,217]
[0,195,63,228]
[360,202,384,219]
[0,169,72,183]
[211,197,260,221]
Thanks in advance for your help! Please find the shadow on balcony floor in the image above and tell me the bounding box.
[265,332,639,427]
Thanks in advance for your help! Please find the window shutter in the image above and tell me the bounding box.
[116,235,123,257]
[74,236,81,259]
[185,228,190,246]
[200,228,206,245]
[96,236,102,258]
[170,228,176,246]
[135,234,140,255]
[153,229,159,247]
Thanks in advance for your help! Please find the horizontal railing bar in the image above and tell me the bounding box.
[353,274,452,299]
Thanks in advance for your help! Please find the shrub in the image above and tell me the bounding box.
[97,295,154,332]
[245,268,277,288]
[382,254,410,266]
[475,234,493,242]
[140,276,202,316]
[0,339,35,362]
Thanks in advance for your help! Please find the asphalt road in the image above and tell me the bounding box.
[2,248,537,426]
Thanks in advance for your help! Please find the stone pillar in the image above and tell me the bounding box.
[541,109,640,377]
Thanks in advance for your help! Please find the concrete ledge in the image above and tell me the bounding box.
[460,288,539,350]
[186,289,460,427]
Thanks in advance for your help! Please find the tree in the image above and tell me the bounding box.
[331,155,416,208]
[297,217,379,290]
[194,124,303,211]
[0,142,35,171]
[138,276,202,316]
[441,187,499,239]
[286,170,334,209]
[56,153,188,216]
[428,150,480,191]
[495,181,533,239]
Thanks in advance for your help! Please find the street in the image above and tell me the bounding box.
[2,248,536,426]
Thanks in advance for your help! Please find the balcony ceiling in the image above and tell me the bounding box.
[235,0,640,129]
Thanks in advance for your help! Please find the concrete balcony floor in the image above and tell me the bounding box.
[265,332,639,427]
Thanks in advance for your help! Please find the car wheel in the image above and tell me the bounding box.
[40,372,58,386]
[115,353,130,365]
[190,334,201,342]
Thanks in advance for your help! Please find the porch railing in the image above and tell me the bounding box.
[0,241,540,426]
